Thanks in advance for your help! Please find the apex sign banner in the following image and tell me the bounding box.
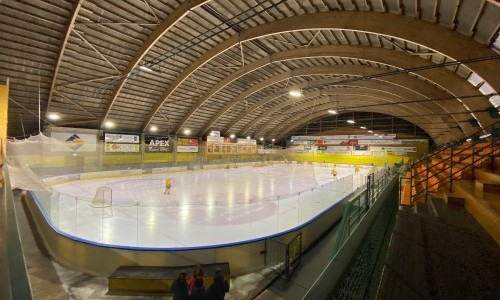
[145,135,170,152]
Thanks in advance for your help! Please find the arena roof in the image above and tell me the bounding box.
[1,0,499,144]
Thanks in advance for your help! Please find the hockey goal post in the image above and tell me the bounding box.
[91,186,112,207]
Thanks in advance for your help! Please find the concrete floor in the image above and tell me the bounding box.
[377,198,500,300]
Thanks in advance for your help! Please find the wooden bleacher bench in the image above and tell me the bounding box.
[108,262,230,295]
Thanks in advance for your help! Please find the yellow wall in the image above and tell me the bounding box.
[0,83,7,187]
[287,153,408,166]
[103,153,142,165]
[143,152,173,163]
[0,83,7,140]
[176,153,197,162]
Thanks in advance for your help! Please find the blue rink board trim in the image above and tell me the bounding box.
[30,188,353,252]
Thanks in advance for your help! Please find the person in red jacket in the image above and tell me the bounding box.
[188,264,204,293]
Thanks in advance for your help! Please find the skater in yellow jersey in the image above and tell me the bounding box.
[164,177,172,194]
[331,166,337,179]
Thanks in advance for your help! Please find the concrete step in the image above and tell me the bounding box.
[443,191,465,206]
[475,180,500,193]
[453,180,500,244]
[475,169,500,184]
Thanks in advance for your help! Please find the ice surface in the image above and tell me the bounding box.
[38,164,368,248]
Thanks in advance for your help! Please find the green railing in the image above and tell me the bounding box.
[302,165,400,300]
[333,168,397,256]
[2,154,32,299]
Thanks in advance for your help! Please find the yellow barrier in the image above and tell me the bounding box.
[287,153,408,165]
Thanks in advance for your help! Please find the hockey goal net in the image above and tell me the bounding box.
[91,186,112,207]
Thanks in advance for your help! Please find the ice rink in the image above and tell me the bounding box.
[36,164,369,249]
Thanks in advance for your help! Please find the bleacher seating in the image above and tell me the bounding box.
[400,130,499,243]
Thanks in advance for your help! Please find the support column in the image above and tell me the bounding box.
[0,79,9,188]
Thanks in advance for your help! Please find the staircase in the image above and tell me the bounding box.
[400,121,500,243]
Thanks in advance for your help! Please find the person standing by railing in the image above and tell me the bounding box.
[209,268,229,300]
[171,271,189,300]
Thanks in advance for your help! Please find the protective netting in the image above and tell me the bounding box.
[6,134,66,191]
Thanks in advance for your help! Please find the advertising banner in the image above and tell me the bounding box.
[291,136,323,141]
[358,139,402,145]
[177,138,199,145]
[207,136,224,142]
[293,134,396,141]
[145,135,170,152]
[105,133,140,144]
[51,132,97,152]
[371,146,417,152]
[352,150,372,156]
[401,139,427,144]
[325,139,358,145]
[105,143,140,153]
[325,149,352,155]
[355,145,369,151]
[327,145,352,151]
[209,130,220,137]
[292,140,314,145]
[237,138,257,145]
[177,145,199,153]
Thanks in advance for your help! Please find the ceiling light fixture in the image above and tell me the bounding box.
[47,112,59,120]
[139,65,153,72]
[368,130,373,133]
[183,129,191,135]
[289,90,303,97]
[347,119,355,124]
[104,120,114,129]
[230,134,235,139]
[260,137,264,141]
[150,125,158,132]
[327,109,337,114]
[246,136,251,139]
[360,126,366,129]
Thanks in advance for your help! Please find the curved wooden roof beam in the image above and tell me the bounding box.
[98,0,209,127]
[271,109,453,144]
[46,0,84,113]
[236,84,458,138]
[200,59,472,134]
[266,102,462,143]
[198,62,469,136]
[236,77,449,136]
[141,11,498,132]
[173,45,491,135]
[256,95,433,138]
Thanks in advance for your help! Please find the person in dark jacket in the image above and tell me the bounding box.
[209,268,229,300]
[189,276,206,300]
[171,271,190,300]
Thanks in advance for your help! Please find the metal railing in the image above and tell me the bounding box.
[302,165,400,300]
[404,121,500,205]
[265,232,302,282]
[333,168,397,255]
[1,137,32,300]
